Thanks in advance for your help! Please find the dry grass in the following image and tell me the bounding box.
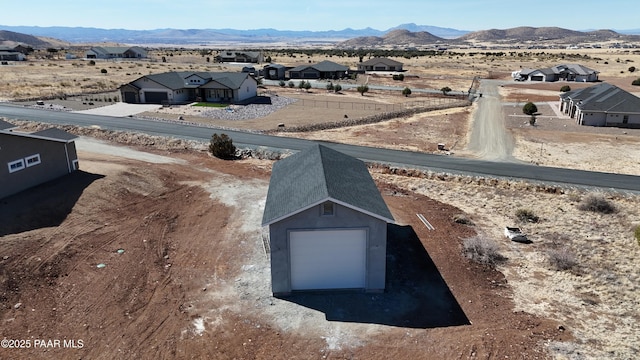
[374,170,640,359]
[462,236,506,267]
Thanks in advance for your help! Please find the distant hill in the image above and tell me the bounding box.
[458,26,638,44]
[339,29,446,48]
[0,24,468,45]
[0,29,68,48]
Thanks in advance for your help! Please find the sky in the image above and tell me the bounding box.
[2,0,638,32]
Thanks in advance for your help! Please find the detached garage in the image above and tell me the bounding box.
[262,144,394,296]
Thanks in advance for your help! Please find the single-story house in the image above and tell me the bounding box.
[0,51,25,61]
[514,64,599,82]
[262,144,394,296]
[120,71,257,105]
[263,63,286,80]
[215,51,263,63]
[0,120,79,199]
[85,46,147,59]
[357,57,404,72]
[559,83,640,127]
[288,60,349,80]
[0,45,33,55]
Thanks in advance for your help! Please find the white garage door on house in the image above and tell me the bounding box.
[289,229,367,290]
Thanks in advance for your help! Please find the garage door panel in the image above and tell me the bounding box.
[144,91,168,104]
[290,229,366,290]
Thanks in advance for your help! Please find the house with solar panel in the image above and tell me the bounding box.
[262,144,394,296]
[0,120,79,199]
[119,71,258,105]
[559,83,640,127]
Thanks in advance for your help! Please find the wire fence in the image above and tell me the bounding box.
[289,95,466,112]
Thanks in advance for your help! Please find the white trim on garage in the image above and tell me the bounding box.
[289,228,367,290]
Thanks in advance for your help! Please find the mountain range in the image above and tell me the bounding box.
[0,23,639,47]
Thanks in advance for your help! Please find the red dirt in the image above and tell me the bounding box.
[0,147,569,359]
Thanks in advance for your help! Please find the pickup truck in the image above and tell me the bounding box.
[504,227,529,243]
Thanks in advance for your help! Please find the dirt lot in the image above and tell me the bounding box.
[1,142,574,359]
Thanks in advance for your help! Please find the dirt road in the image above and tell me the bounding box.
[467,80,517,161]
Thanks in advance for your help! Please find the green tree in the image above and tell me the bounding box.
[402,87,412,97]
[298,80,306,89]
[334,84,342,93]
[278,80,286,87]
[100,68,108,74]
[441,86,452,95]
[303,81,312,92]
[208,133,236,160]
[326,82,334,91]
[560,85,571,92]
[523,102,538,115]
[632,78,640,86]
[356,85,369,96]
[288,81,295,88]
[629,66,636,73]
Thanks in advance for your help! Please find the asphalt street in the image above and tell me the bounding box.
[1,103,639,192]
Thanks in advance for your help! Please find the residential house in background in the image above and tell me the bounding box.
[120,71,257,105]
[262,144,394,296]
[215,51,263,63]
[514,64,599,82]
[0,51,25,61]
[288,60,349,80]
[0,120,79,199]
[263,63,287,80]
[559,83,640,127]
[357,57,404,72]
[85,46,148,59]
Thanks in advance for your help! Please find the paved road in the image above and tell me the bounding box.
[467,80,516,161]
[1,103,639,192]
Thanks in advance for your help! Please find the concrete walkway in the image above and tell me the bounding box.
[73,103,161,117]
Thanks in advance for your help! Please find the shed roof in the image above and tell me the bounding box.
[0,119,17,131]
[0,126,77,143]
[262,144,394,226]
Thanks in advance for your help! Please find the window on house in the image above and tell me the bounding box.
[321,202,334,216]
[25,154,41,167]
[8,159,25,173]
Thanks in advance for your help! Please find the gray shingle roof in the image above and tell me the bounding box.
[289,60,349,73]
[262,144,394,226]
[561,83,640,113]
[0,119,17,131]
[141,71,250,90]
[31,128,78,142]
[360,57,403,66]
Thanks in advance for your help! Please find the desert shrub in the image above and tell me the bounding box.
[629,66,636,73]
[208,133,236,160]
[356,85,369,96]
[516,208,539,223]
[88,60,96,66]
[326,82,334,91]
[392,74,405,81]
[548,248,577,271]
[402,87,412,97]
[440,86,452,95]
[100,68,107,74]
[632,78,640,86]
[334,84,342,92]
[560,85,571,92]
[288,81,295,88]
[522,101,538,115]
[453,214,474,225]
[462,236,505,267]
[577,194,617,214]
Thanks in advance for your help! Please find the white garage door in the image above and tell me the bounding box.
[290,229,366,290]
